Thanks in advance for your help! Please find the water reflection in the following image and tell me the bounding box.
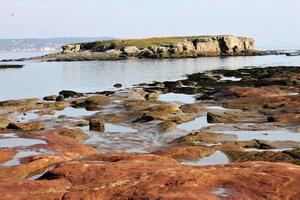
[0,52,300,101]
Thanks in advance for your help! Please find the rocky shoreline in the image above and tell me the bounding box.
[0,65,300,199]
[1,35,287,62]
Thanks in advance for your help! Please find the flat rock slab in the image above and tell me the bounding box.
[0,154,299,199]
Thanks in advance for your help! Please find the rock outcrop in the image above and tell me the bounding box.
[61,44,81,54]
[6,35,281,62]
[62,35,256,58]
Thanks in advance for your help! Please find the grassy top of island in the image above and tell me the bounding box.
[75,35,252,51]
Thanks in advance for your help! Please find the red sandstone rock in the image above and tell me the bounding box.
[0,129,99,182]
[269,113,300,123]
[0,149,16,163]
[1,154,299,199]
[222,86,287,99]
[152,145,214,160]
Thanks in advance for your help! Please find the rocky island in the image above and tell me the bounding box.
[3,35,282,62]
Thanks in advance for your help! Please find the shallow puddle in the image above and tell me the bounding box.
[82,122,165,153]
[0,133,18,138]
[81,123,138,134]
[18,107,98,122]
[0,138,46,148]
[219,76,242,81]
[219,129,300,142]
[158,93,195,104]
[181,151,230,166]
[177,115,210,131]
[3,150,46,166]
[105,123,138,133]
[244,148,294,152]
[206,106,229,111]
[85,131,160,153]
[210,187,230,198]
[54,107,98,118]
[28,166,55,180]
[18,111,40,122]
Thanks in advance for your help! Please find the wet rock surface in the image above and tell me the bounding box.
[1,157,300,200]
[0,66,300,199]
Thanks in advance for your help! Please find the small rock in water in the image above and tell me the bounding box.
[114,83,122,88]
[89,118,105,132]
[43,95,58,101]
[59,90,84,98]
[55,95,64,101]
[145,91,160,100]
[0,64,23,69]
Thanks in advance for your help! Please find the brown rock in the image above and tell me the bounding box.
[0,117,10,129]
[170,113,196,124]
[152,145,214,160]
[0,179,72,200]
[142,104,182,121]
[268,113,300,123]
[226,150,300,165]
[89,118,105,132]
[0,149,16,163]
[220,86,287,99]
[43,95,58,101]
[74,95,112,109]
[157,121,177,132]
[207,110,267,123]
[6,121,45,131]
[55,129,89,141]
[172,131,238,144]
[145,91,160,100]
[180,103,207,114]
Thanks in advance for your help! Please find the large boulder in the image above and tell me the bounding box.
[194,37,221,55]
[62,44,81,54]
[121,46,141,57]
[218,35,256,54]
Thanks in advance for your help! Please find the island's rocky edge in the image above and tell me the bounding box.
[3,35,284,62]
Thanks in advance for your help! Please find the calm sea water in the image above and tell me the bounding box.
[0,52,300,101]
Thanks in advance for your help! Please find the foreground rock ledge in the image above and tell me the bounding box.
[0,153,300,200]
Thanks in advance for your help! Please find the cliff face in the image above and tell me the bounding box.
[61,35,256,59]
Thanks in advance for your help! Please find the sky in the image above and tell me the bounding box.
[0,0,300,49]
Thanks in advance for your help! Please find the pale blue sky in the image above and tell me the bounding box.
[0,0,300,49]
